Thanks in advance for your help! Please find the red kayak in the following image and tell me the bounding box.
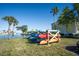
[39,33,48,39]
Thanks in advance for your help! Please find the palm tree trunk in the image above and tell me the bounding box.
[12,26,15,37]
[65,24,68,34]
[54,15,57,30]
[8,25,10,39]
[75,20,78,33]
[23,32,25,39]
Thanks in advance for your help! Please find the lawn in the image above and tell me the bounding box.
[0,38,79,56]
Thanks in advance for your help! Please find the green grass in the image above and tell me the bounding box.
[0,38,79,56]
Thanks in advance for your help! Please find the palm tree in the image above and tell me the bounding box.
[73,3,79,21]
[51,6,59,16]
[16,25,28,38]
[12,20,18,37]
[50,6,59,29]
[58,6,76,33]
[2,16,18,39]
[73,3,79,32]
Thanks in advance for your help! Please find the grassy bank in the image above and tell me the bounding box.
[0,38,79,56]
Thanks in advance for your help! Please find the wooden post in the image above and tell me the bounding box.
[47,30,50,46]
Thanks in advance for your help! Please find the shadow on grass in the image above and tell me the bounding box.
[25,38,40,45]
[65,46,79,55]
[26,38,48,46]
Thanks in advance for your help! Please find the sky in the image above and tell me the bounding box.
[0,3,73,32]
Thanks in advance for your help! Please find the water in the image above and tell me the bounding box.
[0,34,22,39]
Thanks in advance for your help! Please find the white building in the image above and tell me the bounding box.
[51,22,79,35]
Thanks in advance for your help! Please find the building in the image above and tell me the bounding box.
[51,21,79,35]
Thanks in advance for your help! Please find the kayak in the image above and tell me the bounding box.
[39,38,60,45]
[39,33,48,39]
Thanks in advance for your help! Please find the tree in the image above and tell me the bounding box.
[2,16,18,39]
[58,7,75,24]
[16,25,28,38]
[58,6,76,32]
[12,20,19,37]
[50,6,59,16]
[73,3,79,32]
[51,4,79,34]
[50,6,59,29]
[73,3,79,21]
